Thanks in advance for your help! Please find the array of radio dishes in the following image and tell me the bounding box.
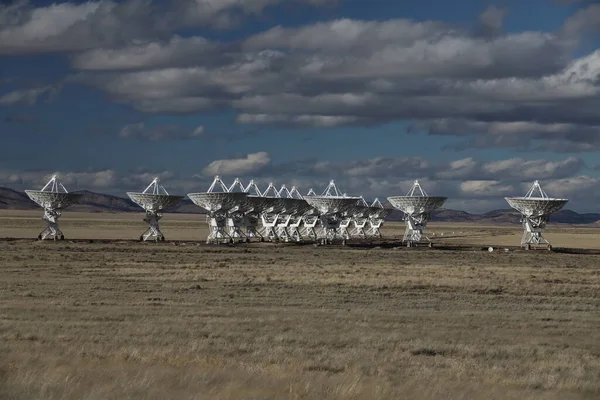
[17,173,577,251]
[387,180,447,247]
[505,180,568,250]
[24,175,83,240]
[126,178,184,242]
[184,177,388,245]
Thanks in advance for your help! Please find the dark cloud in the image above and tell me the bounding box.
[59,7,600,153]
[476,6,508,37]
[2,0,600,197]
[0,0,339,55]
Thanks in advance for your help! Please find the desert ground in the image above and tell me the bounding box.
[1,210,600,399]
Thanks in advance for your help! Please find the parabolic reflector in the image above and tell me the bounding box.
[386,196,447,215]
[304,196,360,215]
[187,192,248,213]
[25,191,83,209]
[504,198,568,218]
[127,193,184,211]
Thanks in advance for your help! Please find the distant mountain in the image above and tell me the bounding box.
[1,187,599,224]
[0,188,37,210]
[384,204,600,225]
[68,190,140,213]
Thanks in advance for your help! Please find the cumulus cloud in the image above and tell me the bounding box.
[235,113,373,127]
[0,0,339,55]
[476,6,508,37]
[201,151,271,176]
[70,35,226,71]
[54,3,600,157]
[0,85,60,106]
[561,4,600,38]
[119,122,204,140]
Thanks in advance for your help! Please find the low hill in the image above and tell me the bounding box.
[0,188,38,210]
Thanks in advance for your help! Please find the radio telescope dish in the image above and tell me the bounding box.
[387,180,447,247]
[304,180,361,244]
[505,180,568,250]
[25,174,83,240]
[126,178,183,242]
[187,176,248,244]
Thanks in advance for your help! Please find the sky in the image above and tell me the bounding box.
[2,0,600,213]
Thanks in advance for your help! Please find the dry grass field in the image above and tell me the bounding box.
[1,210,600,399]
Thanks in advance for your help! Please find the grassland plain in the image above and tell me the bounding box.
[1,211,600,399]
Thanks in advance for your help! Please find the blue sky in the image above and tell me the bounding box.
[1,0,600,212]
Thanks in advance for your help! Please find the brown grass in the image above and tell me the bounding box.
[0,211,600,399]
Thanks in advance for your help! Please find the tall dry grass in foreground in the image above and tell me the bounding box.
[0,238,599,399]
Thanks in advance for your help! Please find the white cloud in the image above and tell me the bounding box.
[482,157,583,180]
[0,85,60,106]
[201,151,271,177]
[0,0,339,55]
[70,35,220,70]
[460,180,514,197]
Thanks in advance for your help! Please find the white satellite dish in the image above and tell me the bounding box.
[303,180,361,245]
[126,178,183,242]
[187,176,248,244]
[505,180,568,250]
[387,180,447,247]
[25,174,83,240]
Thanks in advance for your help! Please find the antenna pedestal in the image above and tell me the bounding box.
[318,215,348,244]
[243,215,263,241]
[366,218,383,238]
[521,216,550,248]
[275,215,293,242]
[208,214,232,244]
[140,211,164,242]
[227,214,248,243]
[287,216,304,242]
[261,215,280,241]
[402,214,430,246]
[350,218,368,238]
[301,216,318,240]
[38,209,64,240]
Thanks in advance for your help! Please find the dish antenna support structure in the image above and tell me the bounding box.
[126,178,183,242]
[505,180,568,250]
[387,180,447,247]
[366,198,389,238]
[24,174,83,240]
[228,178,265,242]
